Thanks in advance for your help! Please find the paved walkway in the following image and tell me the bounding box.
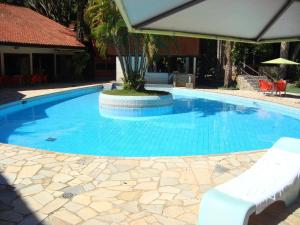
[0,84,299,225]
[0,83,101,105]
[1,144,299,225]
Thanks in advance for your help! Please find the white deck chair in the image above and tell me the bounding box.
[198,137,300,225]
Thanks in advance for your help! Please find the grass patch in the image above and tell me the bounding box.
[286,84,300,94]
[103,89,170,96]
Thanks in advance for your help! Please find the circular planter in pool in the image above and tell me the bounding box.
[99,92,173,117]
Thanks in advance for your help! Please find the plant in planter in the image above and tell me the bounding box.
[85,0,165,92]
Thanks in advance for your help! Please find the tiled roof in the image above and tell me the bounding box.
[0,3,84,48]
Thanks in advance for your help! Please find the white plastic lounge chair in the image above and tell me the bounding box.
[198,137,300,225]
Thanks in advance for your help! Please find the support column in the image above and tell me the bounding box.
[29,53,33,75]
[193,57,197,75]
[54,54,57,78]
[193,57,197,88]
[185,57,189,73]
[0,52,4,75]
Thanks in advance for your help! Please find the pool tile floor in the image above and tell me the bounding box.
[0,144,299,225]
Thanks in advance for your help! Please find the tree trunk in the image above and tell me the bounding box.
[280,42,289,79]
[224,41,233,88]
[76,0,86,42]
[292,43,300,61]
[216,40,222,76]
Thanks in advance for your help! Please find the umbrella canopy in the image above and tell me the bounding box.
[262,58,300,65]
[114,0,300,43]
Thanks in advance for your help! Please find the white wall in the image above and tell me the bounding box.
[116,57,170,84]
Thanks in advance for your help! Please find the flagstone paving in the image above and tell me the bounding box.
[0,144,299,225]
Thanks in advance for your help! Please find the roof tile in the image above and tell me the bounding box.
[0,3,84,48]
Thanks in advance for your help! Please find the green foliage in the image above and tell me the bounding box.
[72,52,90,80]
[232,43,275,64]
[85,0,169,91]
[0,0,24,5]
[24,0,75,25]
[296,80,300,88]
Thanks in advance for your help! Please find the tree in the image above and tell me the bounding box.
[24,0,73,26]
[75,0,87,41]
[85,0,162,90]
[291,42,300,61]
[0,0,24,5]
[280,42,289,78]
[223,41,233,88]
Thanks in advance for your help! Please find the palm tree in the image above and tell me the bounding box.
[85,0,162,91]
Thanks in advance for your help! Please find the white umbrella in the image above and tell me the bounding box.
[115,0,300,43]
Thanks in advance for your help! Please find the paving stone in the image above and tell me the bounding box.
[111,172,131,181]
[4,173,16,184]
[163,206,185,218]
[72,195,91,206]
[16,213,47,225]
[118,191,141,201]
[139,191,160,204]
[64,201,84,212]
[53,209,82,224]
[99,213,126,223]
[47,182,68,191]
[158,186,181,194]
[134,182,157,190]
[90,202,112,212]
[18,165,41,178]
[19,184,43,196]
[119,201,139,213]
[142,204,164,215]
[52,173,73,183]
[87,188,120,198]
[0,211,23,223]
[81,219,109,225]
[32,191,54,206]
[40,198,68,214]
[77,207,97,220]
[5,165,21,173]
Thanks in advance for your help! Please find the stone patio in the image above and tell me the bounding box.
[0,84,299,225]
[0,144,299,225]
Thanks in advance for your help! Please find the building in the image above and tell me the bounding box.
[0,3,84,83]
[96,37,201,83]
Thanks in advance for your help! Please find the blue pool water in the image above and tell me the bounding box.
[0,87,300,157]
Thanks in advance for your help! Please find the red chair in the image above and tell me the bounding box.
[11,75,24,86]
[274,80,287,96]
[31,74,42,84]
[258,80,274,94]
[2,75,12,86]
[23,75,32,85]
[42,74,48,83]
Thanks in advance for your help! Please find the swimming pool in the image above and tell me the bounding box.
[0,86,299,157]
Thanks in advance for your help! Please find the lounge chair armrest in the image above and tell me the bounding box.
[198,189,255,225]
